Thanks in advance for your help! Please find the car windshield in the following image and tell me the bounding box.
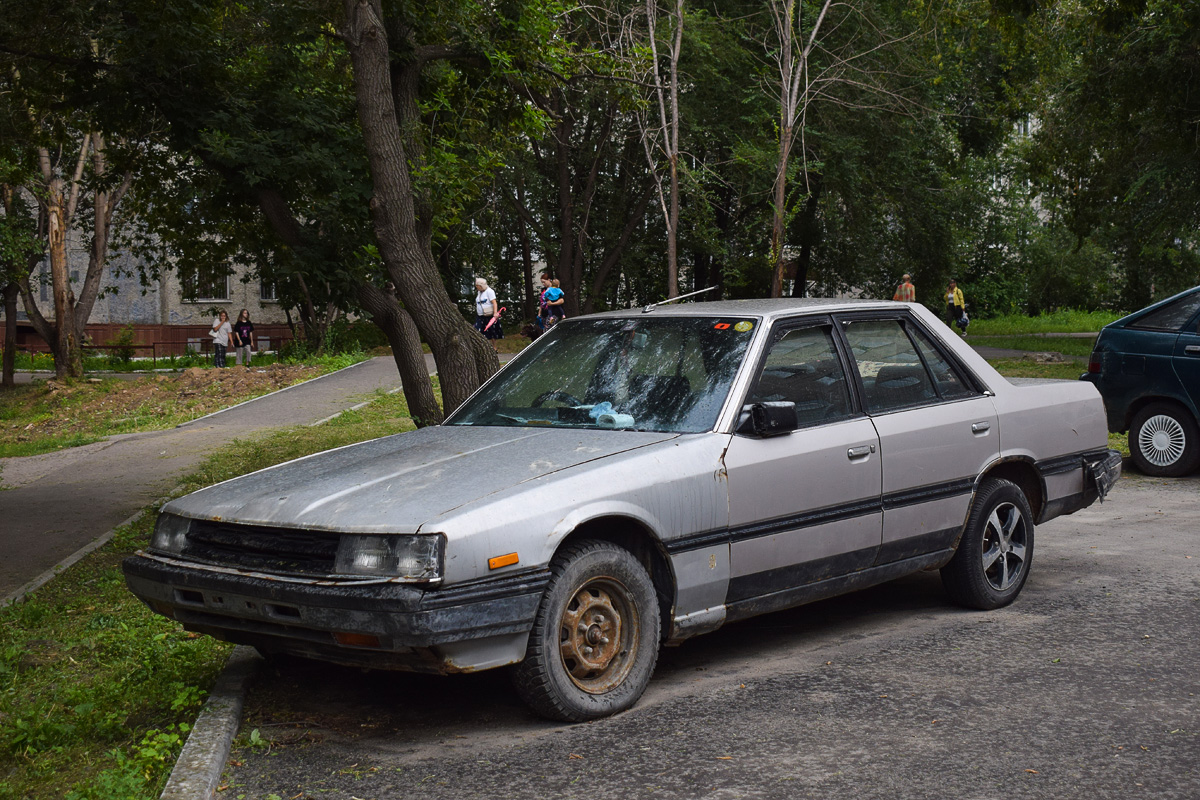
[448,315,757,433]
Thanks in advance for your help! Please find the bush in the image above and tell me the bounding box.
[104,326,137,366]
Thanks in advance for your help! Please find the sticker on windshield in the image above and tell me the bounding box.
[734,321,754,332]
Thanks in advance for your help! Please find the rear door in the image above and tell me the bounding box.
[722,318,882,611]
[838,314,1000,564]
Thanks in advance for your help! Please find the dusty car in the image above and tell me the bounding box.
[124,299,1120,721]
[1081,285,1200,477]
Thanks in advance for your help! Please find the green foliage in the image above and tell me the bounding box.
[104,326,138,365]
[968,309,1123,336]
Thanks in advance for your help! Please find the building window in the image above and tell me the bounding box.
[182,266,230,302]
[260,281,278,302]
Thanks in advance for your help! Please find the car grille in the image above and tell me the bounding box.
[182,521,340,576]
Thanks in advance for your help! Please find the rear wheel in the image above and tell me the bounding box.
[513,540,660,722]
[1129,402,1200,477]
[942,478,1034,610]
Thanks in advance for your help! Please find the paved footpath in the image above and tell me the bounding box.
[0,356,418,599]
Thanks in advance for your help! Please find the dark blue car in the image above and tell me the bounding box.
[1081,286,1200,477]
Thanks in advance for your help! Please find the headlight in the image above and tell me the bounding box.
[150,513,192,554]
[334,534,445,580]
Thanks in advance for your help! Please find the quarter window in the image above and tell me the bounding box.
[1129,292,1200,332]
[747,325,853,427]
[843,319,937,413]
[908,325,975,400]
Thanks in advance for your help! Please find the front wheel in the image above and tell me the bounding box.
[941,478,1034,610]
[1129,402,1200,477]
[512,540,660,722]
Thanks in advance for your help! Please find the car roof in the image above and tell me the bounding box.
[585,297,904,324]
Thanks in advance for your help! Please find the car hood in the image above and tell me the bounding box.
[163,425,679,534]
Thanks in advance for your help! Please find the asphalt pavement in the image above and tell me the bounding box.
[224,472,1200,800]
[0,356,415,599]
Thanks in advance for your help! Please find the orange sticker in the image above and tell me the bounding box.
[713,323,731,330]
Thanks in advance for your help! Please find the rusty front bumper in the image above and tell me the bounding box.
[123,554,549,673]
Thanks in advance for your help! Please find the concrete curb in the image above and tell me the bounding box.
[160,646,262,800]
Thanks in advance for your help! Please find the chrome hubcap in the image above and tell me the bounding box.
[1139,414,1186,467]
[981,502,1028,592]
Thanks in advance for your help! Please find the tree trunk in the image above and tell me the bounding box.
[355,281,443,426]
[769,126,793,298]
[514,179,536,321]
[45,181,82,378]
[2,282,17,388]
[342,0,497,415]
[790,178,823,298]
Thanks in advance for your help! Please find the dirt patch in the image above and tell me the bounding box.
[2,363,322,451]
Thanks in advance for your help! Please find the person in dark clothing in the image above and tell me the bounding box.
[232,308,255,366]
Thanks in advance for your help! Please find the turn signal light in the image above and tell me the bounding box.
[333,632,381,648]
[488,552,519,570]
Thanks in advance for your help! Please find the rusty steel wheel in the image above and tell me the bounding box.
[558,577,639,694]
[513,540,660,722]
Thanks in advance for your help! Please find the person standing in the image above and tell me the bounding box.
[945,280,968,333]
[544,279,566,326]
[232,308,255,366]
[474,278,502,351]
[210,310,232,367]
[893,274,916,303]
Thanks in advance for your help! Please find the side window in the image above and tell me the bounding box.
[1129,292,1200,332]
[908,324,976,400]
[747,325,853,427]
[843,319,937,413]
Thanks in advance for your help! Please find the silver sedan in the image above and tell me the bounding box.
[124,298,1120,721]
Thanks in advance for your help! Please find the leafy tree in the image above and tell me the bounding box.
[1026,0,1200,309]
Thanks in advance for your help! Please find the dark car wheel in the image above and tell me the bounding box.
[513,540,660,722]
[1129,402,1200,477]
[941,478,1034,610]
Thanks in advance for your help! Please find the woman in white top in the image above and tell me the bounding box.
[210,310,233,367]
[473,278,503,350]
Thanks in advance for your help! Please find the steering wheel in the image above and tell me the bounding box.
[531,390,583,408]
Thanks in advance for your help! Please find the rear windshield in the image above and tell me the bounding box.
[447,316,757,433]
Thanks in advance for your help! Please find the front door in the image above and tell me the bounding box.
[723,321,882,614]
[1174,316,1200,415]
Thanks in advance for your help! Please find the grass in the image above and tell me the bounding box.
[0,386,426,800]
[967,309,1122,336]
[985,359,1084,381]
[974,335,1097,358]
[0,352,370,459]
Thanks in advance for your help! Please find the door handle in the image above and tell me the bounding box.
[1186,345,1200,355]
[971,421,991,433]
[847,445,875,459]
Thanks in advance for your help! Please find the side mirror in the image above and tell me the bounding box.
[737,402,798,437]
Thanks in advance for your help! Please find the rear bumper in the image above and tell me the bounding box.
[1037,448,1122,523]
[122,554,548,673]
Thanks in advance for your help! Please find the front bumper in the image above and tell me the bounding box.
[123,554,549,673]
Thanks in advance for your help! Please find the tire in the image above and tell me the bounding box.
[1129,402,1200,477]
[941,478,1034,610]
[512,540,660,722]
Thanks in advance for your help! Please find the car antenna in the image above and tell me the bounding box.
[642,285,719,313]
